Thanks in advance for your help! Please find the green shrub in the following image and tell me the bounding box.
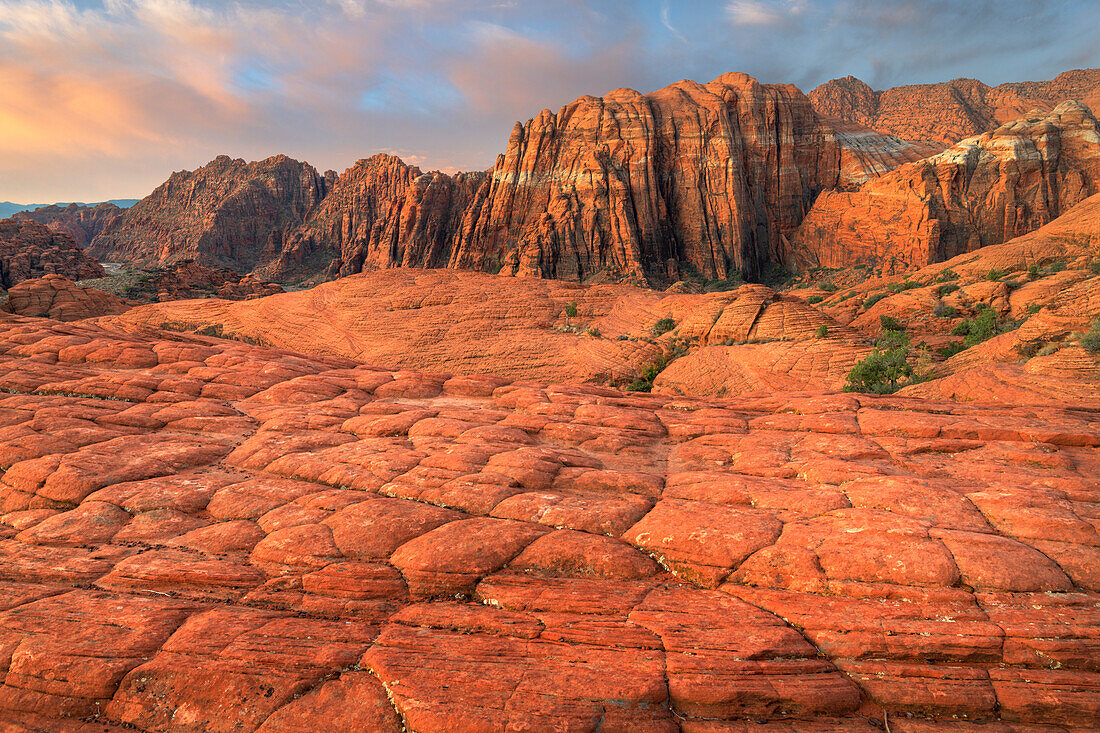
[986,268,1006,281]
[879,315,904,332]
[1089,259,1100,275]
[652,317,676,336]
[932,300,957,318]
[1028,264,1040,278]
[936,341,966,359]
[1027,303,1043,314]
[616,334,629,341]
[815,324,828,338]
[863,292,889,310]
[887,280,921,294]
[564,301,578,319]
[936,283,960,297]
[935,269,959,283]
[951,321,971,336]
[1080,320,1100,353]
[807,295,824,304]
[876,328,911,350]
[820,282,838,292]
[587,326,601,338]
[1048,260,1067,274]
[844,348,915,394]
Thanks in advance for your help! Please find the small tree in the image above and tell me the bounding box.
[652,317,676,336]
[844,348,914,394]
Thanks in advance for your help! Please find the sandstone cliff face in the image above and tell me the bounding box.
[14,203,124,248]
[810,69,1100,146]
[260,155,488,282]
[454,73,841,284]
[0,218,105,289]
[787,101,1100,271]
[88,155,330,272]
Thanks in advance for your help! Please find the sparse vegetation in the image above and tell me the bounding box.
[879,315,904,333]
[1038,344,1060,357]
[863,292,889,310]
[807,295,824,304]
[986,268,1006,281]
[950,306,1018,349]
[1027,303,1043,314]
[935,269,959,283]
[936,283,960,297]
[1079,320,1100,353]
[820,282,838,292]
[844,347,914,395]
[564,301,578,319]
[626,337,692,392]
[1090,259,1100,275]
[887,280,922,294]
[652,317,676,336]
[936,341,966,359]
[587,326,601,338]
[932,300,957,319]
[815,324,828,338]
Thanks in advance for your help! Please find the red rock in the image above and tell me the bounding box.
[1,275,131,321]
[0,219,104,289]
[14,202,125,248]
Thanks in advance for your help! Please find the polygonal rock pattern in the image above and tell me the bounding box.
[0,311,1098,730]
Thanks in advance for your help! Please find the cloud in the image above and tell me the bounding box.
[726,0,807,27]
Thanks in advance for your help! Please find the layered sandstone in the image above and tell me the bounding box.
[456,73,841,284]
[0,312,1098,729]
[0,218,105,289]
[1,274,132,321]
[260,155,488,282]
[787,102,1100,271]
[88,155,330,272]
[14,202,125,248]
[810,68,1100,145]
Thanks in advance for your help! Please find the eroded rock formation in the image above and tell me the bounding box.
[88,155,330,272]
[788,102,1100,271]
[0,311,1097,729]
[810,68,1100,145]
[1,274,131,321]
[13,202,125,248]
[0,218,105,289]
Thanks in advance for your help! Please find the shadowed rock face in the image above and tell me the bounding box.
[13,203,124,248]
[88,155,330,272]
[0,311,1098,729]
[259,154,489,282]
[810,68,1100,145]
[788,102,1100,271]
[0,218,105,289]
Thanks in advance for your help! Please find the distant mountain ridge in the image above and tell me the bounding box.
[0,199,140,219]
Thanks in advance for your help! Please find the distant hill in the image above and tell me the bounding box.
[0,199,140,219]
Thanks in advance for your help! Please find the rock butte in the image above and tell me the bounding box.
[0,219,104,289]
[0,308,1098,731]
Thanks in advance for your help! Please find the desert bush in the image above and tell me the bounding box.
[936,341,966,359]
[887,280,921,294]
[807,295,824,304]
[815,324,828,338]
[844,348,914,394]
[587,326,601,338]
[820,282,838,292]
[863,292,889,310]
[935,269,959,283]
[936,283,960,297]
[1037,344,1060,357]
[1079,320,1100,353]
[986,268,1006,281]
[932,300,957,318]
[879,315,904,332]
[652,317,676,336]
[1027,303,1043,314]
[1090,259,1100,275]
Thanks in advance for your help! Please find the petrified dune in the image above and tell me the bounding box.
[0,310,1098,730]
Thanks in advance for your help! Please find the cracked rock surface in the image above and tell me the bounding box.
[0,312,1097,731]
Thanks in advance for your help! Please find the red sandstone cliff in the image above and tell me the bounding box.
[260,155,488,282]
[14,202,124,248]
[88,155,330,272]
[810,69,1100,146]
[787,101,1100,271]
[0,218,105,289]
[452,73,841,284]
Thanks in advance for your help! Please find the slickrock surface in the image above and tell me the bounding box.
[0,218,105,289]
[13,203,125,249]
[810,69,1100,145]
[1,275,132,321]
[96,270,854,393]
[0,312,1097,731]
[789,102,1100,271]
[88,155,330,272]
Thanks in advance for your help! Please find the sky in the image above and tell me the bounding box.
[1,0,1098,202]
